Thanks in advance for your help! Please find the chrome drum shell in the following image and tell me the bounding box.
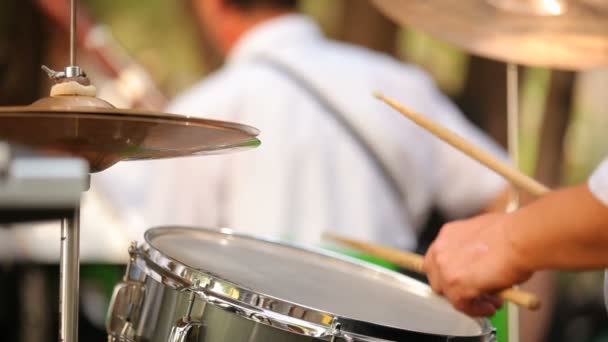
[107,227,496,342]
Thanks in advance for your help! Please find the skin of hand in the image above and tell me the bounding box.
[424,184,608,317]
[423,212,533,317]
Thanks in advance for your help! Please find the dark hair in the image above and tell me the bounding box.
[226,0,298,10]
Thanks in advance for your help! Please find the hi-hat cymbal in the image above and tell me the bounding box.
[0,96,260,172]
[372,0,608,70]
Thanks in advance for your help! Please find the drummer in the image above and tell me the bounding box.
[424,158,608,316]
[99,0,508,249]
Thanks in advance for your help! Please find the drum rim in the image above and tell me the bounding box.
[137,226,496,341]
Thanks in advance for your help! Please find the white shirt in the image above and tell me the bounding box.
[589,159,608,206]
[95,14,507,251]
[589,159,608,311]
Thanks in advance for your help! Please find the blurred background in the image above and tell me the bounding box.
[0,0,607,341]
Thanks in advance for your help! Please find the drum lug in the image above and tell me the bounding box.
[326,318,355,342]
[106,281,145,341]
[468,328,497,342]
[168,280,205,342]
[125,241,145,282]
[106,242,146,342]
[487,329,498,342]
[327,318,340,342]
[168,320,203,342]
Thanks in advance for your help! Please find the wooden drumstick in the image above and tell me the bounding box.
[324,233,541,311]
[374,92,550,197]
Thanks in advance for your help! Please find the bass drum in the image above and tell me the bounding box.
[107,227,496,341]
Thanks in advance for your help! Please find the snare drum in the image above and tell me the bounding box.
[107,227,496,341]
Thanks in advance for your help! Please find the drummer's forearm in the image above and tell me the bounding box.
[508,184,608,271]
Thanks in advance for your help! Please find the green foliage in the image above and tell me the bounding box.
[299,0,344,37]
[83,0,205,95]
[398,28,468,96]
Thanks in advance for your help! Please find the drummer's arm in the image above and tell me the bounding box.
[507,183,608,271]
[480,184,555,342]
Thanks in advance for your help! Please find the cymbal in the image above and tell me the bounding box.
[0,96,260,172]
[372,0,608,70]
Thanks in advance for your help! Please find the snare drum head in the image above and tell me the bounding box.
[145,227,491,338]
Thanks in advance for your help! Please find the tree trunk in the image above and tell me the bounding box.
[534,71,576,187]
[0,0,48,105]
[455,55,508,147]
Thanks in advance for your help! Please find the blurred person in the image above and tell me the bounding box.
[424,159,608,317]
[97,0,509,249]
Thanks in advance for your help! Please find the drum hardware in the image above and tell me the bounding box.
[328,319,355,342]
[125,241,143,280]
[1,0,259,339]
[106,282,145,341]
[106,281,144,342]
[0,143,87,339]
[371,0,608,70]
[190,281,333,337]
[107,243,146,342]
[0,97,261,173]
[106,227,497,341]
[328,320,340,342]
[167,280,204,342]
[504,62,523,340]
[60,207,80,342]
[35,0,168,109]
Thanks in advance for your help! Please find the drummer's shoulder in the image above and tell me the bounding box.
[325,39,436,85]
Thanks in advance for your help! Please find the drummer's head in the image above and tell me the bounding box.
[193,0,298,55]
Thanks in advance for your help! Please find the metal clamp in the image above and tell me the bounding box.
[65,65,83,78]
[327,318,355,342]
[105,281,145,341]
[41,65,85,80]
[106,242,146,342]
[168,320,203,342]
[168,280,204,342]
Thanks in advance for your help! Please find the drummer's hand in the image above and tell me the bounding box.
[423,213,532,317]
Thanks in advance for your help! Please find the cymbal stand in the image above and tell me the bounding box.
[60,208,80,342]
[59,1,84,341]
[506,62,520,342]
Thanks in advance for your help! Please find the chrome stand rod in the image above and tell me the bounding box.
[507,63,520,207]
[506,62,520,342]
[59,209,80,342]
[60,1,82,340]
[70,0,76,66]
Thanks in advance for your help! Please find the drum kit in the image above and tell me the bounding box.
[0,0,606,341]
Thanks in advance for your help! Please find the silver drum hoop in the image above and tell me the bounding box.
[109,227,496,342]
